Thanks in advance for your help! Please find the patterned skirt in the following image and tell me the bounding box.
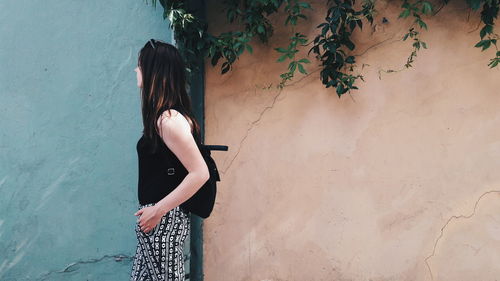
[130,203,191,281]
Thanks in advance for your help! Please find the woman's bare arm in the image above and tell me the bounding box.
[154,109,210,215]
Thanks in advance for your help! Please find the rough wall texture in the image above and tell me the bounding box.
[0,1,175,280]
[204,0,500,280]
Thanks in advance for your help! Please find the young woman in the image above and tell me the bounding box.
[130,39,210,281]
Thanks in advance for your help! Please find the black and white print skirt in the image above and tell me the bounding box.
[130,203,190,281]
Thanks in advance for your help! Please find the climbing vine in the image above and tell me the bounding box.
[145,0,499,98]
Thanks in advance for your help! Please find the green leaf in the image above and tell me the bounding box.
[482,40,492,51]
[332,8,341,21]
[421,1,433,14]
[321,24,330,36]
[298,2,312,9]
[466,0,482,10]
[480,25,492,39]
[237,46,245,55]
[357,20,363,30]
[475,40,486,48]
[399,9,410,18]
[246,44,253,54]
[345,56,355,64]
[417,19,428,30]
[298,63,307,74]
[211,52,221,66]
[221,62,230,74]
[274,47,288,53]
[298,58,311,63]
[336,84,344,95]
[344,40,355,51]
[277,54,288,62]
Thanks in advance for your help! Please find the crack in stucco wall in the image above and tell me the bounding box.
[219,68,323,175]
[36,253,133,281]
[424,190,500,280]
[221,87,285,175]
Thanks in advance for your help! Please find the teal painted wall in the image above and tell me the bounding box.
[0,1,180,280]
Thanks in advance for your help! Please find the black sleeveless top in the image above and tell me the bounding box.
[136,106,199,206]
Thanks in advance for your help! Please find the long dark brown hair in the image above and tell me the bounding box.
[137,39,201,152]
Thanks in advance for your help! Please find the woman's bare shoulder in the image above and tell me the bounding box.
[161,108,181,118]
[157,109,193,133]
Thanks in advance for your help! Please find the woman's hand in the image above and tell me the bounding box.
[134,206,164,234]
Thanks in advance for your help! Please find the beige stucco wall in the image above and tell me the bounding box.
[203,0,500,280]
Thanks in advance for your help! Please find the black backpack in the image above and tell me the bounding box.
[162,136,227,218]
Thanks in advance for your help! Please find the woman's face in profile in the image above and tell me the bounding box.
[134,66,143,89]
